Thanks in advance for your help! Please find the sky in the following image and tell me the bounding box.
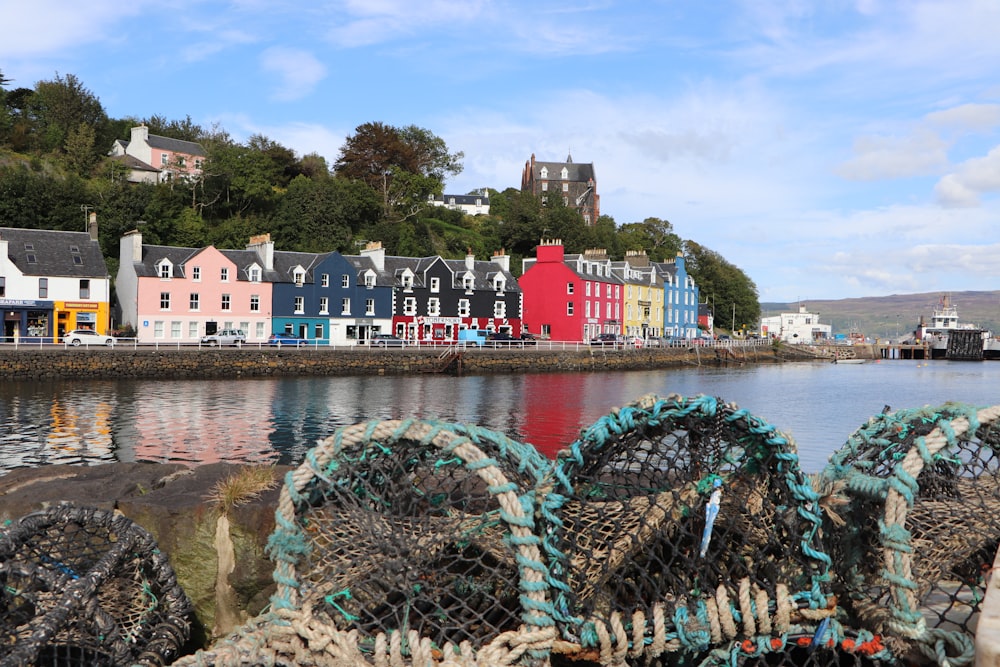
[3,0,1000,303]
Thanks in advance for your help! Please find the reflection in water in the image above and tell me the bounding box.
[2,361,999,477]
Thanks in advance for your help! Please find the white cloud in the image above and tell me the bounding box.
[838,129,950,181]
[934,145,1000,207]
[926,103,1000,132]
[259,48,328,102]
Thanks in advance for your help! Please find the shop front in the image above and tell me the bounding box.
[55,301,110,340]
[0,299,55,342]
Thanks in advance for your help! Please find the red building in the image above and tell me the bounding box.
[519,240,623,342]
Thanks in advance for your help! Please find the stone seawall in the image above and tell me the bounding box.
[0,343,788,381]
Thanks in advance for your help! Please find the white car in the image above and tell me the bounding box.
[65,329,115,347]
[201,329,247,346]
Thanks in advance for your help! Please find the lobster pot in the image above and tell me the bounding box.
[539,394,838,666]
[0,505,192,667]
[819,403,1000,667]
[254,419,555,666]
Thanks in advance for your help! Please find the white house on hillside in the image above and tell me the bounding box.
[759,304,832,343]
[109,125,206,184]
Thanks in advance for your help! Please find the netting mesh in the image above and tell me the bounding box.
[0,505,192,667]
[536,393,846,666]
[819,402,1000,667]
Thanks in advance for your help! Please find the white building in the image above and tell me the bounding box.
[759,304,832,343]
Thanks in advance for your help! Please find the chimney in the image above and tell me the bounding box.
[246,233,274,270]
[131,125,149,145]
[361,241,385,271]
[465,249,475,271]
[624,249,649,267]
[88,212,98,241]
[122,229,143,263]
[490,249,510,273]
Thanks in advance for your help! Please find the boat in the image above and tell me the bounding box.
[912,295,991,359]
[834,358,866,365]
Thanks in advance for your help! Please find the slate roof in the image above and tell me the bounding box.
[530,159,596,182]
[120,134,206,157]
[131,244,201,278]
[0,227,109,278]
[110,153,159,172]
[345,255,395,287]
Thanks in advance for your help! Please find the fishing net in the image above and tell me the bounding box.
[0,504,192,667]
[818,402,1000,667]
[174,418,556,667]
[537,393,850,666]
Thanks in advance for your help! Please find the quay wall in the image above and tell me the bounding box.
[0,343,797,381]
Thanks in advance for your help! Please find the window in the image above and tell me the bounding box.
[249,267,261,283]
[221,267,229,282]
[494,301,506,318]
[493,277,505,293]
[188,322,198,339]
[314,324,323,339]
[319,297,329,314]
[567,301,574,316]
[192,266,201,281]
[541,182,548,191]
[458,299,470,317]
[321,274,330,287]
[586,301,591,318]
[294,296,304,313]
[177,156,186,168]
[154,321,164,338]
[256,322,266,339]
[561,167,568,179]
[428,297,440,316]
[38,278,48,298]
[189,293,199,310]
[73,255,83,265]
[171,321,182,338]
[365,299,375,316]
[562,183,568,192]
[606,284,612,298]
[195,159,203,169]
[0,277,4,297]
[540,167,548,178]
[250,295,260,312]
[79,279,90,299]
[403,297,417,316]
[365,274,375,288]
[294,270,305,287]
[240,322,250,336]
[463,274,474,291]
[161,154,168,166]
[341,298,350,315]
[401,274,413,289]
[585,282,591,296]
[160,292,170,310]
[563,196,568,206]
[159,263,171,279]
[430,277,439,293]
[567,283,574,294]
[341,274,350,288]
[221,294,231,311]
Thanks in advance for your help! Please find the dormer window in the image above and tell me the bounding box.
[540,167,548,179]
[294,270,305,287]
[463,274,474,292]
[561,167,568,179]
[493,276,505,293]
[364,273,375,288]
[159,262,172,279]
[401,273,413,290]
[249,266,261,283]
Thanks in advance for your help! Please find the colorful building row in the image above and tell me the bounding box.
[1,226,703,344]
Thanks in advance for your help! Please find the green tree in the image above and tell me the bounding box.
[273,175,380,253]
[334,122,463,220]
[618,217,682,262]
[684,240,760,332]
[64,122,98,176]
[28,73,107,153]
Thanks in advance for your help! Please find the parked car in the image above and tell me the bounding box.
[519,332,538,345]
[201,329,246,346]
[369,333,405,347]
[485,332,520,346]
[268,332,309,347]
[64,329,115,347]
[589,333,621,346]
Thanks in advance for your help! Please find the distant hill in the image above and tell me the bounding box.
[761,291,1000,339]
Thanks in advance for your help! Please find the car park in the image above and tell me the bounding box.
[201,329,246,346]
[268,332,309,347]
[369,333,405,347]
[64,329,115,347]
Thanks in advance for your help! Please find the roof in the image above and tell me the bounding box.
[0,227,109,278]
[110,154,159,172]
[143,134,205,157]
[530,159,596,182]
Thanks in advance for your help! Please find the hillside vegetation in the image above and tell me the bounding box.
[762,291,1000,339]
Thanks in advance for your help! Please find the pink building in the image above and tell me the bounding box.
[109,125,205,184]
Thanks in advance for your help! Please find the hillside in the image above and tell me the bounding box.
[761,291,1000,340]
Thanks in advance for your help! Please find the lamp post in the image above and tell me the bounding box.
[80,204,93,231]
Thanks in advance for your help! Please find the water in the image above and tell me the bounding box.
[2,359,999,475]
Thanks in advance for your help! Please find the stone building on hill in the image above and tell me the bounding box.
[521,153,600,225]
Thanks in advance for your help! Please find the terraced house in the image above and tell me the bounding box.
[0,222,111,342]
[612,250,664,340]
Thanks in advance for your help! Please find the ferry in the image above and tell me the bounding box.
[913,295,995,359]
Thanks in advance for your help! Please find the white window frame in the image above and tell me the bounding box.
[220,267,229,282]
[250,295,260,312]
[341,298,351,315]
[430,277,440,293]
[403,297,417,316]
[192,266,201,281]
[189,293,199,311]
[365,298,375,316]
[458,299,470,317]
[428,297,440,316]
[221,294,231,311]
[294,296,305,314]
[160,292,170,310]
[319,297,329,314]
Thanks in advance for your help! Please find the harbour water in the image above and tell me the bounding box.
[2,359,999,476]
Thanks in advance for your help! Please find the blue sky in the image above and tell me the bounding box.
[4,1,1000,302]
